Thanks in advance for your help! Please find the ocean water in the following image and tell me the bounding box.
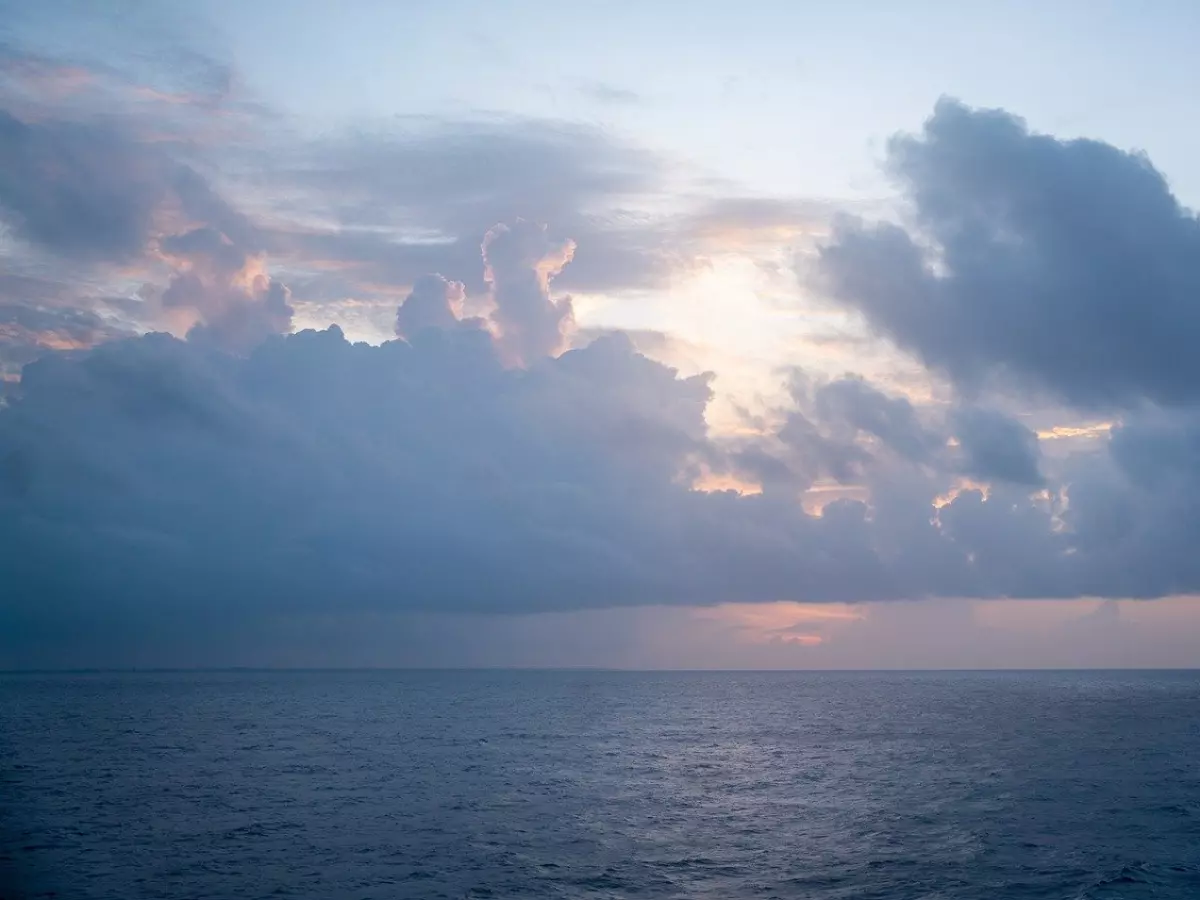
[2,670,1199,899]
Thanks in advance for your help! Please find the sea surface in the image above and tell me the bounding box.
[2,670,1199,899]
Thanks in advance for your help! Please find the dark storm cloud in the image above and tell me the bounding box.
[818,98,1200,409]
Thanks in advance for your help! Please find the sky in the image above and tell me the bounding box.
[2,1,1200,668]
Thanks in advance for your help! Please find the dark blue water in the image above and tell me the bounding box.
[2,670,1199,899]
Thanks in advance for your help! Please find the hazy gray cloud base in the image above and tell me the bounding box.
[2,11,1200,665]
[2,300,1200,662]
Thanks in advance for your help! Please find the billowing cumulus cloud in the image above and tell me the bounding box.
[3,267,1200,666]
[818,98,1200,409]
[156,227,293,354]
[394,274,467,339]
[482,220,576,364]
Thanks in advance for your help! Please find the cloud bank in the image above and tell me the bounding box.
[2,22,1199,667]
[3,225,1200,662]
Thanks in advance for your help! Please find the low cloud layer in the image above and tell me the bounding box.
[3,241,1200,663]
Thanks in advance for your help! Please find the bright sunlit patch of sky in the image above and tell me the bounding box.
[573,253,839,423]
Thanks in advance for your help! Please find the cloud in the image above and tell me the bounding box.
[1064,407,1200,598]
[482,220,575,363]
[5,24,1200,671]
[6,257,1200,667]
[255,121,843,306]
[800,97,1200,607]
[0,3,244,120]
[256,118,684,301]
[274,118,663,239]
[818,97,1200,409]
[0,39,286,353]
[0,302,130,385]
[0,10,261,267]
[733,373,1042,491]
[0,110,173,261]
[950,406,1042,486]
[394,274,467,339]
[390,227,593,364]
[155,227,293,353]
[0,324,746,654]
[0,24,842,351]
[0,97,265,267]
[814,376,940,464]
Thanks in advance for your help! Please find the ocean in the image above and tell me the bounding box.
[2,670,1198,899]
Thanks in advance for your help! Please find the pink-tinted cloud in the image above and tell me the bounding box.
[156,228,293,353]
[481,220,576,365]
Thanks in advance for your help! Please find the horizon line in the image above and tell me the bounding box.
[3,666,1198,675]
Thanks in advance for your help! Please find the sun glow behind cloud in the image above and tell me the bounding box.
[574,250,887,435]
[694,601,866,647]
